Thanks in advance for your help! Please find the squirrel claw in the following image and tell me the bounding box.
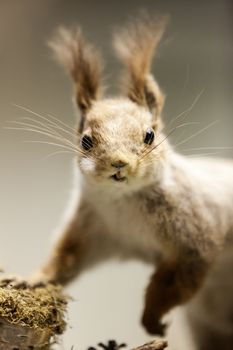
[146,321,167,336]
[142,312,167,336]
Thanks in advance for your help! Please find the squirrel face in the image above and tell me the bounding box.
[77,99,167,188]
[49,15,168,189]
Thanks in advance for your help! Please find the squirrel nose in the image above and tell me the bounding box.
[111,160,128,169]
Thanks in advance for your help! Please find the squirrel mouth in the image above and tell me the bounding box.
[110,172,127,182]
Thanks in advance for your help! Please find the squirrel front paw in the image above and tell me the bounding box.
[29,270,56,287]
[0,274,51,290]
[0,275,29,289]
[141,309,167,336]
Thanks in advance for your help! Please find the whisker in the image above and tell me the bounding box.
[6,122,85,153]
[8,120,58,136]
[139,132,174,162]
[140,122,201,161]
[13,104,63,128]
[172,126,191,147]
[11,104,110,158]
[140,121,200,159]
[175,120,220,148]
[23,140,86,156]
[181,146,233,153]
[140,89,205,161]
[15,113,76,141]
[139,120,222,166]
[7,124,103,163]
[10,117,92,152]
[5,126,78,150]
[165,89,205,131]
[7,106,109,165]
[41,115,77,138]
[140,145,232,170]
[140,150,173,169]
[23,140,77,151]
[186,151,227,158]
[17,117,68,138]
[12,103,86,143]
[13,103,76,133]
[42,150,75,160]
[47,113,77,132]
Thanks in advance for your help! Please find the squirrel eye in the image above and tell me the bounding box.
[144,128,154,145]
[81,135,93,151]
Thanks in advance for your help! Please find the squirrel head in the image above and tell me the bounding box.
[49,13,169,190]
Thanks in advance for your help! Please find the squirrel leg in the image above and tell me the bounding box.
[141,257,208,336]
[31,202,113,286]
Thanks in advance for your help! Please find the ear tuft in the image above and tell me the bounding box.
[113,13,168,119]
[49,27,103,114]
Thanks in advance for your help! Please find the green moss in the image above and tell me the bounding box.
[0,284,67,335]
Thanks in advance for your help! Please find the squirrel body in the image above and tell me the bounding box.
[33,15,233,348]
[79,152,233,264]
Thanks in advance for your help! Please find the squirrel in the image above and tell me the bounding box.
[30,14,233,345]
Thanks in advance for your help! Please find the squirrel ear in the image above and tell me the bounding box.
[49,27,103,131]
[113,13,168,124]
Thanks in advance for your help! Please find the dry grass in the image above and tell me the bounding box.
[0,283,67,335]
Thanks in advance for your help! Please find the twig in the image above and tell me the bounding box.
[132,340,168,350]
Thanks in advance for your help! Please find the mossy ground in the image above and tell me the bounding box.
[0,283,67,335]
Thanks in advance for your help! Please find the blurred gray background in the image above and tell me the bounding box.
[0,1,232,349]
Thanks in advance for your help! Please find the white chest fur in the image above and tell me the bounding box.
[89,189,160,262]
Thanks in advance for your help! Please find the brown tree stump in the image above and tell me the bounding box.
[0,279,67,349]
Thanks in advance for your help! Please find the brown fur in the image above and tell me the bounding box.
[49,27,103,119]
[141,258,208,335]
[113,13,167,123]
